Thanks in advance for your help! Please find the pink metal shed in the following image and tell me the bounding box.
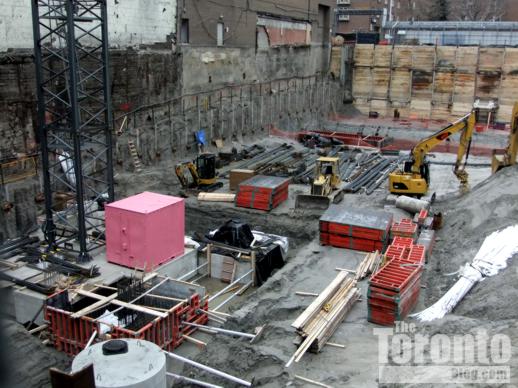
[105,192,185,269]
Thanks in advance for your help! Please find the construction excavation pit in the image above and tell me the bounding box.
[3,112,518,387]
[2,3,518,387]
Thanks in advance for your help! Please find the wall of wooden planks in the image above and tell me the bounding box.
[352,44,518,123]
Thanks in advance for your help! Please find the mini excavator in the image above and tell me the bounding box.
[175,153,223,192]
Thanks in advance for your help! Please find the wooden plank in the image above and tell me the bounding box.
[75,289,168,318]
[291,271,349,331]
[71,292,118,318]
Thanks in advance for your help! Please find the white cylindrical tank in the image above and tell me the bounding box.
[72,339,167,388]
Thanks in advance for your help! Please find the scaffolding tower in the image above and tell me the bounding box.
[31,0,114,262]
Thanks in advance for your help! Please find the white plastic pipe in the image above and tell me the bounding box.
[166,372,223,388]
[164,351,252,387]
[181,321,255,340]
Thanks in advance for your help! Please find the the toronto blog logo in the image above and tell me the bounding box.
[374,322,512,384]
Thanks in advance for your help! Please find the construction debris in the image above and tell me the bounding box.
[287,272,360,366]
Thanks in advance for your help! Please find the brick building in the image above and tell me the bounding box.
[176,0,334,48]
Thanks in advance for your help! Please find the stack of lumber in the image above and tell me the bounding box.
[355,250,382,280]
[287,272,360,366]
[390,218,418,239]
[368,258,423,326]
[235,175,290,211]
[320,205,393,252]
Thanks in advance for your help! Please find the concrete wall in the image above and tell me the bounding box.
[0,0,177,52]
[352,44,518,122]
[180,46,330,93]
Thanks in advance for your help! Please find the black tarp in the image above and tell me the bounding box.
[207,219,285,286]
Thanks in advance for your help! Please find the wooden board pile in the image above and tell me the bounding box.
[320,205,393,252]
[287,272,360,366]
[354,250,382,280]
[235,175,290,211]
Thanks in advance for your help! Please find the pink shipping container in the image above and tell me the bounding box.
[105,192,185,269]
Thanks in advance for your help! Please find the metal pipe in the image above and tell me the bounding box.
[164,351,252,387]
[212,281,253,312]
[178,262,208,281]
[181,322,255,340]
[85,330,97,349]
[208,270,253,302]
[167,372,223,388]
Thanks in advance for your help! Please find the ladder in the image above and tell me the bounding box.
[127,140,142,173]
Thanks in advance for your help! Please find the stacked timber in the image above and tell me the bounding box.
[287,272,360,366]
[235,175,290,211]
[355,250,382,280]
[320,205,393,252]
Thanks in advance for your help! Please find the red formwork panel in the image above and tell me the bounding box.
[45,280,209,356]
[368,282,421,326]
[391,236,414,248]
[235,175,290,211]
[320,206,393,243]
[369,260,422,293]
[368,271,422,326]
[44,293,100,356]
[384,245,406,261]
[390,218,418,239]
[405,245,426,265]
[320,232,385,252]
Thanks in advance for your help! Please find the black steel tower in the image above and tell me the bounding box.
[31,0,114,262]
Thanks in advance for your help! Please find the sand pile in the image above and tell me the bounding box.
[423,164,518,321]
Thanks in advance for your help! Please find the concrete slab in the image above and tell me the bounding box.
[13,288,46,325]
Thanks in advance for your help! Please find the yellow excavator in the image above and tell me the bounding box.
[175,153,223,192]
[389,111,477,196]
[295,157,344,210]
[492,102,518,173]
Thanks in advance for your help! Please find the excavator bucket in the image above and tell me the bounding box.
[295,190,344,211]
[295,194,331,210]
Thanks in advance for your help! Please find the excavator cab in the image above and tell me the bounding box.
[196,153,218,185]
[175,153,222,192]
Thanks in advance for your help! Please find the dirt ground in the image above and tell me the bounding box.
[7,122,516,387]
[170,166,518,388]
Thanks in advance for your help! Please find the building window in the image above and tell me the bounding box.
[217,22,224,46]
[180,19,189,44]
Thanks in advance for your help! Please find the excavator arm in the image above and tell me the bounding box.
[390,111,477,195]
[410,112,476,175]
[492,102,518,173]
[175,162,200,188]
